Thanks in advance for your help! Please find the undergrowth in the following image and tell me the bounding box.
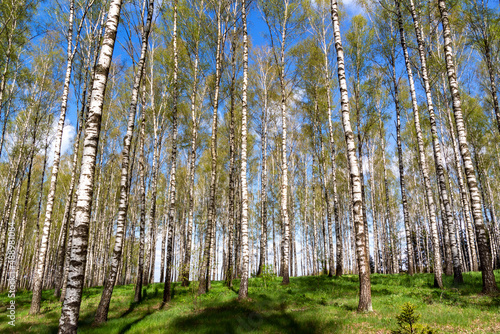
[0,270,499,333]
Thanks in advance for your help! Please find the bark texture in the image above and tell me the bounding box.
[93,0,153,324]
[238,0,249,299]
[199,1,222,295]
[408,0,462,283]
[330,0,372,312]
[58,0,123,332]
[30,0,76,314]
[164,0,179,303]
[135,94,147,303]
[395,0,443,289]
[437,0,498,293]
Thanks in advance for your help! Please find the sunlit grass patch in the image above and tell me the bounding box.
[1,270,499,333]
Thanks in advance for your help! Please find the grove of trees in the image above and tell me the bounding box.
[0,0,499,331]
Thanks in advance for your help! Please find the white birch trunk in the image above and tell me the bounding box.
[330,0,372,311]
[395,0,443,288]
[408,0,462,283]
[164,0,179,303]
[58,0,123,331]
[198,0,223,294]
[93,0,154,323]
[437,0,498,293]
[238,0,249,299]
[181,0,203,287]
[30,0,76,314]
[135,90,147,302]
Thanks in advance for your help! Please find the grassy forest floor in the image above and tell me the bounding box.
[1,271,500,333]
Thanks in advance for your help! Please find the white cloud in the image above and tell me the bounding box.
[362,154,370,175]
[61,123,76,154]
[389,157,399,180]
[47,120,76,166]
[342,0,366,16]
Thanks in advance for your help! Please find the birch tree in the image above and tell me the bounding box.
[253,45,275,277]
[93,0,155,325]
[134,92,147,302]
[405,0,463,283]
[395,0,444,289]
[330,0,372,312]
[198,0,224,295]
[261,0,306,285]
[225,2,238,287]
[164,0,179,303]
[58,0,124,331]
[180,0,204,288]
[238,0,250,299]
[437,0,499,294]
[30,0,91,314]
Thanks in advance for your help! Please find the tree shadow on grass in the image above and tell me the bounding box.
[118,310,154,334]
[75,301,154,334]
[169,297,342,334]
[288,275,359,299]
[12,309,61,334]
[120,301,139,318]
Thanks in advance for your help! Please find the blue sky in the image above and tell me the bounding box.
[60,0,366,164]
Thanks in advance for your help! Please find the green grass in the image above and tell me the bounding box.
[1,271,499,333]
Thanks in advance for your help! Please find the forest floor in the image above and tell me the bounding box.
[1,270,500,333]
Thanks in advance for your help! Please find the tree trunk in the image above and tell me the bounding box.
[312,156,319,275]
[16,146,35,290]
[53,121,82,297]
[160,200,169,283]
[93,0,154,322]
[356,121,371,271]
[257,71,268,278]
[198,1,223,295]
[14,74,49,289]
[30,0,77,314]
[145,45,159,286]
[390,70,414,275]
[442,87,478,272]
[238,0,249,299]
[408,0,462,283]
[440,198,453,276]
[437,0,498,294]
[135,93,147,302]
[315,107,335,277]
[484,177,499,269]
[0,109,31,268]
[225,18,237,288]
[321,39,343,277]
[163,0,179,304]
[484,42,500,135]
[181,0,203,288]
[395,0,443,289]
[273,206,278,274]
[379,111,397,274]
[368,144,380,273]
[277,1,291,286]
[3,161,26,290]
[210,206,217,287]
[54,57,90,297]
[303,157,309,275]
[330,0,372,312]
[58,0,124,331]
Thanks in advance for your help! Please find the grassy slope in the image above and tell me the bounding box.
[1,271,499,333]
